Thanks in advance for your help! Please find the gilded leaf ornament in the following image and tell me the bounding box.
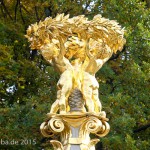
[25,13,126,62]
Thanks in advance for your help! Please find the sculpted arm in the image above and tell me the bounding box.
[57,37,66,60]
[84,40,113,75]
[52,37,72,73]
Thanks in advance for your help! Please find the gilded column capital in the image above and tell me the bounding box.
[40,112,110,150]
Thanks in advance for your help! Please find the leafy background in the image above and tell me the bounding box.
[0,0,149,150]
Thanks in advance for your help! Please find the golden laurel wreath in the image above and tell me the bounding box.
[25,14,126,61]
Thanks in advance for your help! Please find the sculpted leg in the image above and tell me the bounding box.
[50,90,62,113]
[82,72,95,112]
[59,96,67,114]
[50,100,59,113]
[83,87,94,112]
[57,86,67,114]
[49,85,72,114]
[92,88,102,113]
[58,86,72,113]
[57,70,73,114]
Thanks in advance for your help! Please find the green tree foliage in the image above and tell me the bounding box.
[0,0,149,149]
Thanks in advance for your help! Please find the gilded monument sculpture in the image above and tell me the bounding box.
[25,14,126,150]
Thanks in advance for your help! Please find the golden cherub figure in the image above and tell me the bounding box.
[25,14,126,114]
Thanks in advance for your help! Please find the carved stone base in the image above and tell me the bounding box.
[40,112,110,150]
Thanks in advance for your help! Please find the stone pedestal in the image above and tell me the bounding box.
[40,112,110,150]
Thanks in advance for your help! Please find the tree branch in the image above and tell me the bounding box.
[34,6,40,21]
[134,123,150,133]
[21,5,30,14]
[1,0,13,20]
[19,3,25,24]
[0,3,6,18]
[145,0,150,8]
[30,50,37,60]
[14,0,20,21]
